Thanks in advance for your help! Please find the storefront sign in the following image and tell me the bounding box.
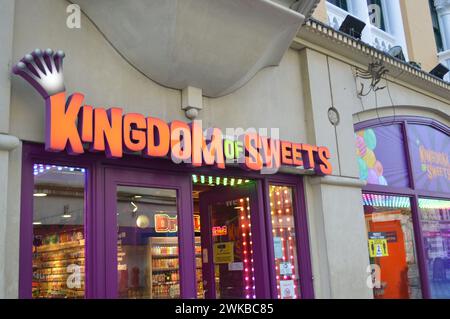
[154,214,201,233]
[13,49,333,175]
[212,226,227,237]
[213,242,234,264]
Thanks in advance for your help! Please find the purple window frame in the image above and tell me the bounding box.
[355,115,450,299]
[19,142,314,299]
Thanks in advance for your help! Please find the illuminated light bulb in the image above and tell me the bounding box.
[250,241,253,245]
[245,277,249,281]
[246,286,249,290]
[247,206,250,210]
[246,295,250,299]
[276,192,280,196]
[287,218,290,222]
[272,220,275,224]
[284,190,288,194]
[287,227,291,231]
[240,207,244,211]
[248,223,251,227]
[270,202,273,207]
[251,259,253,262]
[278,219,282,223]
[244,259,248,263]
[277,201,281,205]
[271,211,274,215]
[288,236,292,240]
[244,250,247,254]
[280,229,284,232]
[241,224,245,228]
[278,295,281,298]
[240,199,244,203]
[293,295,297,299]
[290,256,294,259]
[286,208,290,212]
[247,215,250,219]
[243,233,246,237]
[241,216,245,220]
[272,230,275,233]
[253,295,256,299]
[284,276,288,280]
[243,242,247,246]
[250,250,253,254]
[278,210,282,214]
[292,275,296,279]
[276,276,280,280]
[290,246,293,250]
[252,277,255,281]
[285,199,289,203]
[245,268,249,272]
[246,197,249,201]
[291,265,295,269]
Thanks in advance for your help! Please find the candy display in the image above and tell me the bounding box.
[355,128,388,186]
[32,228,85,299]
[149,237,203,299]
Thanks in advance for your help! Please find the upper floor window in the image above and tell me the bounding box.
[367,0,386,31]
[327,0,348,11]
[429,0,444,52]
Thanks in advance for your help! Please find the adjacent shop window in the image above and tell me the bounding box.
[419,198,450,299]
[327,0,348,11]
[270,185,301,299]
[407,124,450,194]
[355,125,410,188]
[363,194,422,299]
[367,0,386,31]
[32,164,86,299]
[116,186,184,299]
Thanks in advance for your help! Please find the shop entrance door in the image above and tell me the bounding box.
[104,167,196,299]
[199,181,269,299]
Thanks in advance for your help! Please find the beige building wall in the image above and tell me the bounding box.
[399,0,439,71]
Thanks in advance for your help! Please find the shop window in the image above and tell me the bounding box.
[367,0,386,31]
[355,125,410,188]
[363,193,422,299]
[32,164,86,299]
[419,198,450,299]
[269,185,300,299]
[429,0,444,52]
[327,0,348,11]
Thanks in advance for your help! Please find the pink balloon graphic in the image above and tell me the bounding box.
[356,135,367,157]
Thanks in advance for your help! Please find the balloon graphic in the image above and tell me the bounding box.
[378,176,388,186]
[374,160,383,176]
[363,149,376,168]
[356,135,367,157]
[367,168,379,184]
[358,157,368,180]
[364,129,377,150]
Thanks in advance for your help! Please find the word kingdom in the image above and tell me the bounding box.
[45,92,332,174]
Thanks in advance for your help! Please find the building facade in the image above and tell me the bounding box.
[0,0,448,299]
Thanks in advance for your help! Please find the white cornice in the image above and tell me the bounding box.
[294,19,450,102]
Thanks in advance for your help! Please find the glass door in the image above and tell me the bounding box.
[199,181,269,299]
[104,168,196,299]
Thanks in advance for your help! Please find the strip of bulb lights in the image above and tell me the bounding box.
[191,174,251,187]
[362,193,411,208]
[363,194,450,210]
[33,163,85,176]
